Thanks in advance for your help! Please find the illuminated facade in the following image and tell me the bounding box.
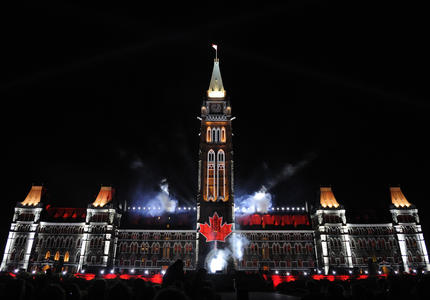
[1,56,429,275]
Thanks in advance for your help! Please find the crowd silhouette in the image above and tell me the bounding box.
[1,260,429,300]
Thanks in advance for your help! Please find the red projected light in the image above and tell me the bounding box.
[199,212,233,242]
[74,273,96,281]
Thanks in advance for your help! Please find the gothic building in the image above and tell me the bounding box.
[1,56,429,275]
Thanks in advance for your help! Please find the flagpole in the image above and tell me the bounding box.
[212,44,218,60]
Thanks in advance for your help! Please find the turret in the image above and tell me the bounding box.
[1,186,44,271]
[312,187,352,274]
[389,186,429,272]
[80,186,121,272]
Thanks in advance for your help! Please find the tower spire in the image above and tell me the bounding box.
[207,44,225,98]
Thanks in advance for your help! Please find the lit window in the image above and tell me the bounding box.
[206,127,212,142]
[207,149,216,200]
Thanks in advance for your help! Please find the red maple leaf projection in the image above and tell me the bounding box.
[199,212,233,242]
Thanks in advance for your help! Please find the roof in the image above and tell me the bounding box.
[390,187,412,208]
[207,59,225,98]
[42,206,87,222]
[21,186,44,206]
[120,211,196,230]
[92,186,114,208]
[346,208,392,224]
[320,187,340,208]
[236,213,311,230]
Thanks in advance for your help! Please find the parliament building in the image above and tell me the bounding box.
[1,56,429,275]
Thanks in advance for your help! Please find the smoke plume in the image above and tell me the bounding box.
[267,153,317,190]
[229,233,250,261]
[236,186,273,214]
[205,233,250,273]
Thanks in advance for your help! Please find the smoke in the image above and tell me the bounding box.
[205,233,250,273]
[229,233,250,261]
[267,154,317,190]
[234,154,317,214]
[236,186,273,214]
[206,248,231,273]
[157,179,177,213]
[129,155,144,170]
[133,179,178,216]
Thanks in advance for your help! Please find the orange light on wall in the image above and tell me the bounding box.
[54,251,60,261]
[64,251,69,262]
[206,127,212,142]
[45,251,50,259]
[221,127,226,143]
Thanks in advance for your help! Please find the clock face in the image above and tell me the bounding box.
[210,103,222,113]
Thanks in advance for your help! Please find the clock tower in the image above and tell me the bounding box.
[197,56,235,268]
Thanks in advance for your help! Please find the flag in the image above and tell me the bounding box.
[212,44,217,51]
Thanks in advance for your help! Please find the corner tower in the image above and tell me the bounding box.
[197,55,235,267]
[389,187,430,272]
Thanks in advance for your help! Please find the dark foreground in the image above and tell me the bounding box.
[1,269,429,300]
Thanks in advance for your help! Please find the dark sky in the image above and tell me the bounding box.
[2,1,430,254]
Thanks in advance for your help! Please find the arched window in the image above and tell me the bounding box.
[262,243,270,259]
[64,251,70,262]
[19,250,24,261]
[307,243,313,254]
[207,150,216,201]
[212,128,216,142]
[206,127,212,142]
[131,242,138,253]
[54,251,60,261]
[295,243,302,254]
[10,249,16,261]
[272,243,280,254]
[221,127,226,143]
[216,128,221,143]
[217,150,226,200]
[152,243,160,254]
[186,243,193,254]
[162,243,171,259]
[174,243,182,255]
[282,243,288,255]
[141,242,149,254]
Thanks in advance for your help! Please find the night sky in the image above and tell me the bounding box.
[2,2,430,255]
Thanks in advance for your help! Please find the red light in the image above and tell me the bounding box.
[74,273,95,281]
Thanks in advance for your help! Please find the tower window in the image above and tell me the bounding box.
[217,150,226,201]
[207,150,216,200]
[206,127,212,142]
[212,128,217,143]
[221,127,226,143]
